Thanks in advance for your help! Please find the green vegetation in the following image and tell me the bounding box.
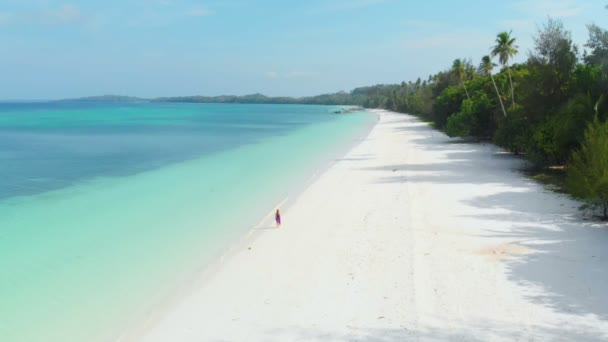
[480,55,507,117]
[492,31,518,108]
[321,17,608,219]
[153,88,400,107]
[528,169,567,193]
[452,59,471,100]
[566,117,608,219]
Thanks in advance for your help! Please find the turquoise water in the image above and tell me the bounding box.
[0,102,374,341]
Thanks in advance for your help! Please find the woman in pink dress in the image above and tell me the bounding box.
[275,209,282,227]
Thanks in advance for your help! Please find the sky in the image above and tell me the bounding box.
[0,0,606,100]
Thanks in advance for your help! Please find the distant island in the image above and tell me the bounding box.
[59,95,149,103]
[60,85,398,108]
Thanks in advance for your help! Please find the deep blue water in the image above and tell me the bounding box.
[0,102,340,200]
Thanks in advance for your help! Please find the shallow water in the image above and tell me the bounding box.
[0,102,374,341]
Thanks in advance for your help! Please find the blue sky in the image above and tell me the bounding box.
[0,0,605,99]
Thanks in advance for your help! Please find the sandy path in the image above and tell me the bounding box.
[138,111,608,341]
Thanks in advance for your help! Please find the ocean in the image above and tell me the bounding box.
[0,102,374,341]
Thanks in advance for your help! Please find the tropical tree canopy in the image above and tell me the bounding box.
[566,117,608,219]
[492,31,518,66]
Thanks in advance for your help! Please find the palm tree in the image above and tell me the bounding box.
[452,58,470,100]
[491,31,518,109]
[480,55,507,117]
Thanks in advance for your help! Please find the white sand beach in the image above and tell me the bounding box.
[137,111,608,341]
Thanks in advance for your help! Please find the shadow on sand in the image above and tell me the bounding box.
[263,319,601,341]
[367,115,608,331]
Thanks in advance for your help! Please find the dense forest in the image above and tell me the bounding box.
[349,18,608,218]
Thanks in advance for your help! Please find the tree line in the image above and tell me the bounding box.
[154,91,377,106]
[354,18,608,219]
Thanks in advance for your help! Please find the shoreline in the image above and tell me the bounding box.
[137,110,608,341]
[0,104,375,342]
[115,110,379,341]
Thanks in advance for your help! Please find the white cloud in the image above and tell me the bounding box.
[0,5,85,27]
[499,19,534,32]
[266,71,280,79]
[310,0,386,13]
[187,7,213,17]
[266,71,320,79]
[513,0,582,18]
[41,5,83,25]
[286,71,320,78]
[336,0,385,10]
[402,19,448,31]
[405,30,493,51]
[0,12,12,26]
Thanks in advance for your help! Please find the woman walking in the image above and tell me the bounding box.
[275,209,282,228]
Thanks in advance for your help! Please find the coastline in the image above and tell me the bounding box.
[136,110,608,341]
[0,104,375,342]
[115,110,378,341]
